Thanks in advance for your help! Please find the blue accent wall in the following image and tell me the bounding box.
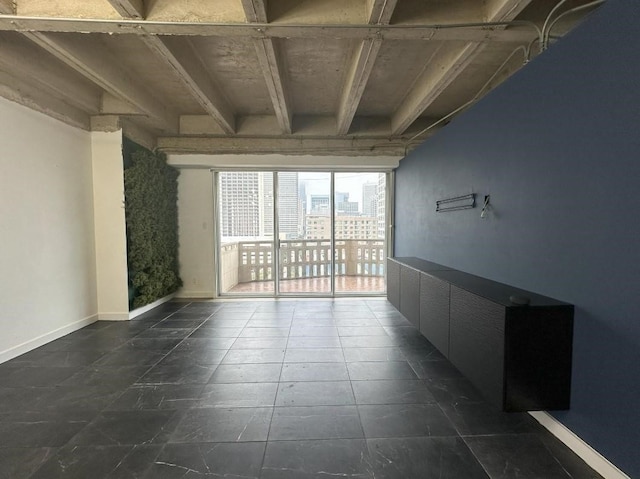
[394,0,640,475]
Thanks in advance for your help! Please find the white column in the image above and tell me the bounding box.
[91,130,129,319]
[175,169,216,298]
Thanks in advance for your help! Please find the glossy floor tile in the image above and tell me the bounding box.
[0,299,603,478]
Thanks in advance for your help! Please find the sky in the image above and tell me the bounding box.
[299,172,382,208]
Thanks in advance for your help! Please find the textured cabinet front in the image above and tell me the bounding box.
[400,266,420,328]
[387,257,573,411]
[419,273,450,357]
[386,259,400,311]
[449,286,505,408]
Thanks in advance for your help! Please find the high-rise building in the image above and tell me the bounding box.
[298,180,307,237]
[219,172,261,238]
[277,172,300,239]
[377,173,386,239]
[219,172,299,239]
[310,194,330,214]
[259,172,274,238]
[335,191,359,216]
[306,215,378,240]
[362,182,378,218]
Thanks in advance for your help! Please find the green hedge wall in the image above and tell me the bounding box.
[124,139,182,309]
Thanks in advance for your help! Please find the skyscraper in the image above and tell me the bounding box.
[219,172,261,237]
[277,172,300,239]
[377,173,386,239]
[335,192,359,216]
[362,182,378,218]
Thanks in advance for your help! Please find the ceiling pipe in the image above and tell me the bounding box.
[542,0,607,50]
[0,13,542,39]
[403,45,529,150]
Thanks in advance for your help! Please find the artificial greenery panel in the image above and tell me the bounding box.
[124,141,182,309]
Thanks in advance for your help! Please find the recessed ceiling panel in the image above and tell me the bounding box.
[192,36,274,115]
[282,37,356,115]
[357,40,442,116]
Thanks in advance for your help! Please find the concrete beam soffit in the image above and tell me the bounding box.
[22,31,178,133]
[105,0,146,19]
[368,0,398,25]
[240,0,268,23]
[0,32,101,113]
[0,17,537,44]
[0,70,90,129]
[157,136,406,157]
[336,38,382,136]
[253,37,292,134]
[390,0,534,135]
[139,35,235,134]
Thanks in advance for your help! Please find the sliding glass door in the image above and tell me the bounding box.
[334,172,386,295]
[277,172,332,295]
[217,172,275,294]
[216,171,388,297]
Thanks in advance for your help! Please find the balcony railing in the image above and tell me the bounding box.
[220,239,385,294]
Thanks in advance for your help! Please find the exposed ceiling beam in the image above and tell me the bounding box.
[101,92,141,115]
[22,31,178,133]
[336,39,382,135]
[391,0,533,135]
[253,38,292,134]
[0,0,14,15]
[157,136,406,157]
[485,0,531,23]
[104,1,235,134]
[336,0,398,135]
[0,33,101,113]
[368,0,398,25]
[139,35,235,134]
[390,43,478,136]
[0,17,537,43]
[0,70,90,129]
[241,0,292,134]
[240,0,268,23]
[105,0,145,19]
[179,114,396,138]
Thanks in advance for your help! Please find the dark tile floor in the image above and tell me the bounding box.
[0,299,602,478]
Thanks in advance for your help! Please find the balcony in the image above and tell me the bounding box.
[220,239,386,295]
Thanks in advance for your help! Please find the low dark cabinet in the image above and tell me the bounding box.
[386,259,400,311]
[400,266,420,328]
[387,256,573,412]
[449,286,507,409]
[419,273,450,357]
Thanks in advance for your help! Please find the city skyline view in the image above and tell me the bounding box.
[218,172,386,241]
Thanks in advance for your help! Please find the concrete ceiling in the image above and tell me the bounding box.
[0,0,602,160]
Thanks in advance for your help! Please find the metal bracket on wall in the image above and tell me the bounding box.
[436,193,476,212]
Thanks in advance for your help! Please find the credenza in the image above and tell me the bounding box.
[388,257,573,412]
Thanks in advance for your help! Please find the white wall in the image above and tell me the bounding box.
[91,130,129,319]
[176,169,215,298]
[0,97,97,362]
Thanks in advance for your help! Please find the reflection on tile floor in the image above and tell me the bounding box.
[0,299,602,478]
[228,276,386,294]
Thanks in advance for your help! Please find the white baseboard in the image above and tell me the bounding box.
[529,411,630,479]
[0,314,98,364]
[97,312,130,321]
[129,294,175,319]
[174,290,214,299]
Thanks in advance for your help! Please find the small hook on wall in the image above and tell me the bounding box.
[480,195,490,218]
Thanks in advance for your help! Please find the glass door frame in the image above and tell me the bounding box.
[274,171,335,298]
[214,169,393,298]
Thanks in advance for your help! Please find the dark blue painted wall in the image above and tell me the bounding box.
[394,0,640,475]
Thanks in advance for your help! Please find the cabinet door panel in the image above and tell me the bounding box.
[400,266,420,328]
[419,273,450,357]
[386,259,401,311]
[449,286,505,408]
